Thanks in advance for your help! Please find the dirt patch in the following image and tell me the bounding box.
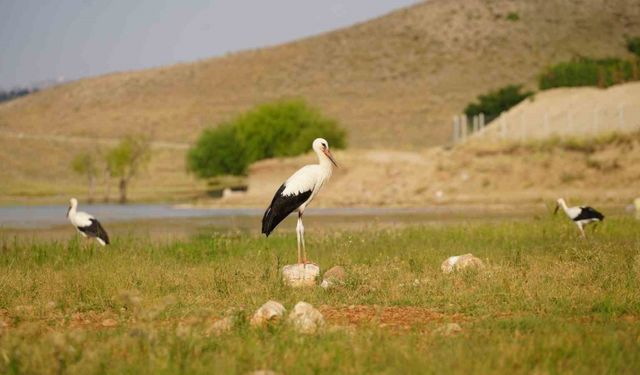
[318,305,466,330]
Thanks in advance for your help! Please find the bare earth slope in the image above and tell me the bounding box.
[1,0,639,149]
[473,82,640,141]
[217,132,640,208]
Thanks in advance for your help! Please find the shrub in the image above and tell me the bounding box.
[187,124,249,178]
[187,100,346,178]
[539,57,640,89]
[506,12,519,21]
[464,84,533,123]
[627,36,640,58]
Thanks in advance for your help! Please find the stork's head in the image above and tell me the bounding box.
[312,138,338,167]
[554,198,565,215]
[67,197,78,217]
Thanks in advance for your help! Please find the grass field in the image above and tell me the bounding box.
[1,216,639,374]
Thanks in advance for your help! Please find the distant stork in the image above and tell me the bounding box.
[262,138,337,264]
[67,198,110,246]
[554,198,604,238]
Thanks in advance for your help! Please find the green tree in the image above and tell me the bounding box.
[106,136,152,203]
[187,99,346,178]
[464,84,533,123]
[187,124,249,179]
[70,152,98,203]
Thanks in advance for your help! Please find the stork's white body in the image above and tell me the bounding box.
[281,160,333,213]
[262,138,337,264]
[556,198,604,238]
[67,198,110,246]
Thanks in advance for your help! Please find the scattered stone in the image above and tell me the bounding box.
[320,265,346,289]
[282,263,320,287]
[247,370,278,375]
[46,301,57,310]
[441,254,485,274]
[287,301,325,334]
[434,323,462,336]
[101,318,118,327]
[250,300,286,327]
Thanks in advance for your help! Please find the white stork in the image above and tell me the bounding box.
[67,198,110,246]
[554,198,604,238]
[262,138,337,264]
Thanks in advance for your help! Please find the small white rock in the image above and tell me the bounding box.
[287,301,325,334]
[282,264,320,287]
[441,254,485,274]
[250,301,286,327]
[320,265,346,289]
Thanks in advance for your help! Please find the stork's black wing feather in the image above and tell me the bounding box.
[261,184,312,236]
[573,206,604,222]
[78,218,110,245]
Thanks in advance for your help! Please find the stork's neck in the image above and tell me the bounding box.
[316,152,334,178]
[558,199,569,214]
[68,202,77,217]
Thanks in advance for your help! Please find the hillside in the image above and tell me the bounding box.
[1,0,639,148]
[1,0,639,203]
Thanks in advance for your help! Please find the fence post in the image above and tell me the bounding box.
[472,115,479,134]
[452,115,459,144]
[479,113,485,131]
[461,115,468,140]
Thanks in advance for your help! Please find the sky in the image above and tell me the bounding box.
[0,0,421,89]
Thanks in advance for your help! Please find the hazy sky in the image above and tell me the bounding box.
[0,0,421,89]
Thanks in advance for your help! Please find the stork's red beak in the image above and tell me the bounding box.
[323,148,338,167]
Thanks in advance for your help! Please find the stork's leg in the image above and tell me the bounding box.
[299,212,308,264]
[577,222,586,238]
[296,217,302,264]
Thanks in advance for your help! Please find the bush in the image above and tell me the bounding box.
[627,36,640,58]
[539,57,640,89]
[464,84,533,123]
[187,124,249,178]
[187,100,346,178]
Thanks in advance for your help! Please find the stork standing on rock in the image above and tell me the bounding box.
[554,198,604,238]
[67,198,110,246]
[262,138,337,264]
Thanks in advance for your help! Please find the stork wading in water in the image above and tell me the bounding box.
[67,198,110,246]
[262,138,337,264]
[554,198,604,238]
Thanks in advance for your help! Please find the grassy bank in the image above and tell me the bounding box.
[1,217,639,374]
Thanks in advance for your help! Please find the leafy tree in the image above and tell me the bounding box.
[70,152,99,203]
[106,136,152,203]
[187,124,249,179]
[187,99,346,178]
[464,84,533,123]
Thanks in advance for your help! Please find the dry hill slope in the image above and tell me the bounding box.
[1,0,639,149]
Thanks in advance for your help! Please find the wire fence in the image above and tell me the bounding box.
[452,103,640,144]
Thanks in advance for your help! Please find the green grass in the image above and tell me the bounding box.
[1,217,639,374]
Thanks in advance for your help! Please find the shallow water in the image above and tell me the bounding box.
[0,203,626,242]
